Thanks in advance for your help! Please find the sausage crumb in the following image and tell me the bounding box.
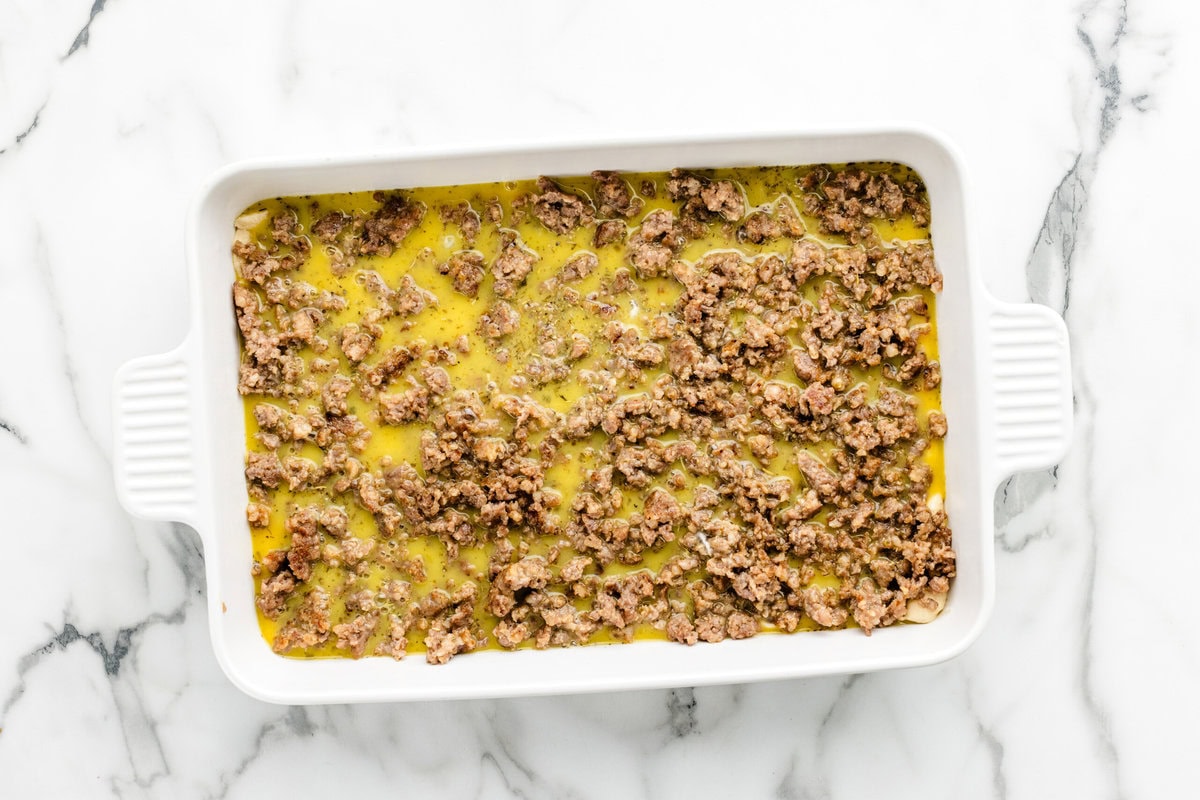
[440,251,486,298]
[529,177,594,234]
[439,202,482,246]
[492,232,539,297]
[478,300,521,339]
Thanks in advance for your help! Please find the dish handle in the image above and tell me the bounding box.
[112,339,199,529]
[984,300,1074,485]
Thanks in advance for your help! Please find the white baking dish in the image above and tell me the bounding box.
[112,129,1072,704]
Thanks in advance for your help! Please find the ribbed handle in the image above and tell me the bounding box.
[987,302,1074,484]
[113,342,198,526]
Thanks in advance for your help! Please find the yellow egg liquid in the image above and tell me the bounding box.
[236,164,945,658]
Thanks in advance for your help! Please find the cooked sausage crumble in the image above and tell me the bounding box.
[233,164,953,663]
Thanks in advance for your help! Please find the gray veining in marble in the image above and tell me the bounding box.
[1,0,1197,797]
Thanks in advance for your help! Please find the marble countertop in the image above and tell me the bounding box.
[1,0,1196,797]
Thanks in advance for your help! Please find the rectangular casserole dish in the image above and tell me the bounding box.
[112,129,1072,704]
